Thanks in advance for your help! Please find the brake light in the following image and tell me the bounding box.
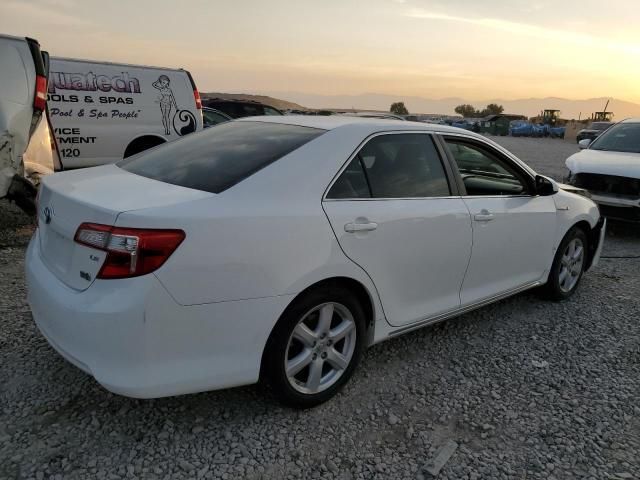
[74,223,185,279]
[193,89,202,109]
[34,75,47,111]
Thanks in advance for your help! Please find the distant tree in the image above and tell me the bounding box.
[479,103,504,116]
[390,102,409,115]
[454,104,478,117]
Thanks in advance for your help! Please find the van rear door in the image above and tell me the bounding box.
[0,35,53,211]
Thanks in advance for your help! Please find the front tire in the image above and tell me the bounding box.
[262,287,366,408]
[542,227,588,300]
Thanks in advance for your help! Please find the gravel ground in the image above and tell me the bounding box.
[1,137,639,480]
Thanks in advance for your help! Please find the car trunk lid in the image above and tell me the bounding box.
[37,164,213,290]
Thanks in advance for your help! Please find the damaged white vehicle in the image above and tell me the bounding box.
[566,118,640,222]
[0,34,59,214]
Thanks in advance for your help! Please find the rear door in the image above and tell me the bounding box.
[323,132,472,327]
[440,135,557,305]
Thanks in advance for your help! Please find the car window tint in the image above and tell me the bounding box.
[119,122,324,194]
[263,106,282,116]
[240,104,263,117]
[445,139,528,196]
[326,158,371,199]
[358,134,450,198]
[202,110,229,127]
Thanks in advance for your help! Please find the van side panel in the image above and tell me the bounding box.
[47,59,203,169]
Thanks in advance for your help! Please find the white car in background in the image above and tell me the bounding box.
[27,116,604,407]
[566,118,640,222]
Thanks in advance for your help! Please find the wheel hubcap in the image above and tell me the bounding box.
[285,302,357,395]
[559,238,584,293]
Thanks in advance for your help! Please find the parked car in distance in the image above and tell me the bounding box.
[27,116,605,408]
[0,34,59,214]
[566,118,640,222]
[202,98,283,118]
[576,121,613,144]
[47,57,203,168]
[202,107,231,128]
[550,126,566,139]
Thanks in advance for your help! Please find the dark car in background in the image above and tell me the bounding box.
[576,121,614,143]
[202,98,283,119]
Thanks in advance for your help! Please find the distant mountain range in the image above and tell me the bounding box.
[260,92,640,120]
[202,90,640,120]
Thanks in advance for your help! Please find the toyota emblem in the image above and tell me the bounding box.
[43,206,53,225]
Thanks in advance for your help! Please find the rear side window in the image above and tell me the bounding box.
[327,133,451,199]
[119,121,324,193]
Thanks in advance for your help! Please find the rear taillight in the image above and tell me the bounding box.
[34,74,47,111]
[74,223,185,279]
[193,89,202,109]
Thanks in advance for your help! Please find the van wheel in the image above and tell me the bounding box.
[262,288,366,408]
[123,137,165,158]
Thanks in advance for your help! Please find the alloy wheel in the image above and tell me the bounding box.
[285,302,357,395]
[558,238,584,293]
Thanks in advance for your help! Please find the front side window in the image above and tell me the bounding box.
[327,133,451,199]
[590,122,640,153]
[119,122,324,193]
[444,139,530,196]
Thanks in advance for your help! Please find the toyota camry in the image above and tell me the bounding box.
[27,116,605,407]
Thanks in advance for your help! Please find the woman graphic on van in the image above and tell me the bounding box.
[152,75,178,135]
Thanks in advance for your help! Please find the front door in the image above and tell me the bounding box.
[441,136,557,305]
[322,133,472,327]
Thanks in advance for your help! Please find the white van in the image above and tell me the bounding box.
[47,58,203,168]
[0,34,59,214]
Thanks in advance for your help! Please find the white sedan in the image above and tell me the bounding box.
[27,116,605,407]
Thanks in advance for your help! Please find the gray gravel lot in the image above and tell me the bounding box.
[1,137,639,479]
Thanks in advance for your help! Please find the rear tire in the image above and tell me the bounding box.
[541,227,588,300]
[262,287,366,408]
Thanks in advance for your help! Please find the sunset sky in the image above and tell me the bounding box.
[2,0,640,106]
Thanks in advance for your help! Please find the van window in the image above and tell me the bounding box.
[119,121,324,193]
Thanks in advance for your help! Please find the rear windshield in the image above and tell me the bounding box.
[119,121,324,193]
[589,122,640,154]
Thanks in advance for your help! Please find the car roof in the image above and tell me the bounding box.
[236,114,482,137]
[620,118,640,124]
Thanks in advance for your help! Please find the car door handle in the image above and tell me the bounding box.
[344,221,378,233]
[474,211,494,222]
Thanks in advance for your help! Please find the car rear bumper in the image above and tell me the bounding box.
[26,233,294,398]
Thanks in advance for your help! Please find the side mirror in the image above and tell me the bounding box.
[536,175,558,196]
[578,139,591,149]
